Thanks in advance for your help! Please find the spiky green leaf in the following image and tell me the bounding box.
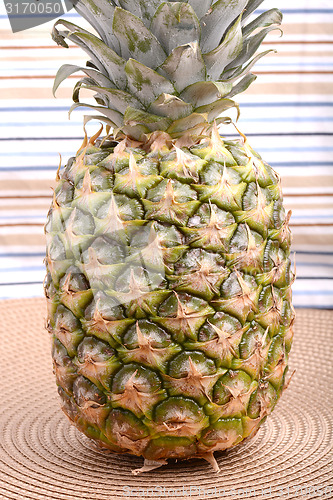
[242,0,266,22]
[180,81,232,107]
[195,98,240,121]
[223,49,275,82]
[151,2,201,55]
[53,64,114,96]
[149,93,193,120]
[74,0,119,51]
[72,77,97,103]
[200,0,248,53]
[187,0,214,19]
[53,22,127,88]
[112,7,166,69]
[69,102,124,126]
[125,59,175,107]
[159,42,206,93]
[123,106,172,131]
[85,87,144,114]
[167,112,208,134]
[118,0,164,27]
[226,73,257,98]
[52,20,105,74]
[204,15,243,80]
[52,19,91,48]
[223,26,280,75]
[82,113,118,129]
[75,32,127,89]
[242,8,282,37]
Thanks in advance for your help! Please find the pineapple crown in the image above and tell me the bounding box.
[53,0,282,143]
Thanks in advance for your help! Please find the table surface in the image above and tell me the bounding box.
[0,298,332,500]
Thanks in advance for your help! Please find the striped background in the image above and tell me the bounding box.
[0,0,332,308]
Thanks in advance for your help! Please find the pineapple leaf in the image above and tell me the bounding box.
[167,112,208,134]
[53,64,83,95]
[112,7,166,69]
[242,0,266,22]
[226,73,257,98]
[65,34,106,75]
[118,0,164,27]
[215,116,233,126]
[123,107,172,131]
[73,32,127,89]
[74,0,119,51]
[195,98,240,121]
[159,42,206,93]
[93,93,108,106]
[52,19,93,39]
[51,0,280,136]
[187,0,214,20]
[204,15,243,81]
[52,21,127,88]
[121,123,151,140]
[69,102,124,126]
[52,19,94,49]
[82,114,117,129]
[180,81,233,107]
[148,93,193,120]
[242,8,282,38]
[53,64,114,96]
[79,68,114,88]
[52,28,69,49]
[125,59,175,107]
[85,87,144,114]
[223,49,275,82]
[150,2,201,55]
[223,26,281,75]
[200,0,248,53]
[72,77,97,103]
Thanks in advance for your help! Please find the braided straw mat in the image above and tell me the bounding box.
[0,299,332,500]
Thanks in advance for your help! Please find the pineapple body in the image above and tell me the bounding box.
[45,131,294,464]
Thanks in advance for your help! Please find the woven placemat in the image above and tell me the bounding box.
[0,299,332,500]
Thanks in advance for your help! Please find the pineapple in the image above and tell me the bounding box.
[45,0,295,473]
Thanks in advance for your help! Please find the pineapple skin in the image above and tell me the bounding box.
[44,131,295,463]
